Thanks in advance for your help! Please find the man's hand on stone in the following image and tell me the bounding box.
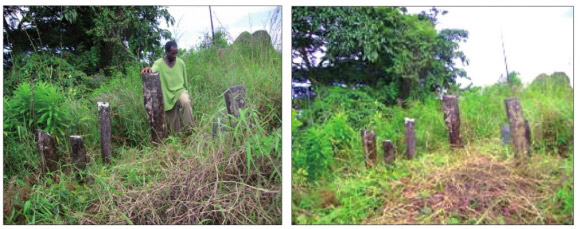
[141,67,152,74]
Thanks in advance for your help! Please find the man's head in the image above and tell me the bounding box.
[165,40,178,62]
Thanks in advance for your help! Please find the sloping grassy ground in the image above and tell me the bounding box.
[292,73,573,224]
[3,43,281,224]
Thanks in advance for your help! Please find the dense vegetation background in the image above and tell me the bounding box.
[4,6,282,224]
[292,7,469,104]
[292,7,573,225]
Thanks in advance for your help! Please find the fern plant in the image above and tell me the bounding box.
[35,82,70,137]
[5,81,70,141]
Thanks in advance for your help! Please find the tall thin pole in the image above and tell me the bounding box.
[209,6,215,46]
[501,32,510,80]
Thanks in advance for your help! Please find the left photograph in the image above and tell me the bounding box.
[3,6,281,224]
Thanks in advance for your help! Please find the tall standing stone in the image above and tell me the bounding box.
[142,72,167,144]
[443,95,463,148]
[382,140,395,165]
[224,86,247,119]
[36,129,59,173]
[405,118,416,159]
[70,135,87,171]
[504,97,531,159]
[98,102,112,164]
[361,130,377,168]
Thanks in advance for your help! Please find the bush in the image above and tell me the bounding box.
[301,87,388,128]
[4,53,98,98]
[293,126,333,182]
[4,81,70,140]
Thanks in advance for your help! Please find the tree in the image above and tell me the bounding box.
[3,6,174,75]
[292,7,469,104]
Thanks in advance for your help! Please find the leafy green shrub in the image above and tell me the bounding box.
[324,112,355,152]
[552,156,573,224]
[302,87,387,128]
[4,53,98,98]
[292,109,303,133]
[4,81,71,179]
[4,81,70,140]
[507,71,522,89]
[198,28,230,50]
[62,45,101,75]
[293,112,357,182]
[364,81,399,104]
[293,126,333,182]
[35,83,71,137]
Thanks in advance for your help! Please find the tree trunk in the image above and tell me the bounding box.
[98,102,112,164]
[443,95,462,148]
[70,135,87,171]
[405,118,416,159]
[36,129,59,173]
[361,130,377,168]
[504,97,530,160]
[142,72,167,144]
[382,140,395,165]
[224,85,247,119]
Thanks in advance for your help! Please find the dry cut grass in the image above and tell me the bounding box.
[104,135,282,224]
[369,147,568,224]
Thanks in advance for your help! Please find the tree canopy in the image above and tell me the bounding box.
[3,6,174,75]
[292,7,469,103]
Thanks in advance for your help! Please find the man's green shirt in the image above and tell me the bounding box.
[151,57,188,111]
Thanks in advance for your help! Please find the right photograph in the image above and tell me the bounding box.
[291,6,573,225]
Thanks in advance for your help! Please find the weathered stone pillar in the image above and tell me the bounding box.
[70,135,87,171]
[142,72,167,144]
[361,130,377,168]
[98,102,112,164]
[504,97,531,159]
[443,95,462,148]
[36,129,59,173]
[382,140,395,165]
[405,118,416,159]
[224,86,247,119]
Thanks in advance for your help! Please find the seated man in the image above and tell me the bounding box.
[141,40,193,135]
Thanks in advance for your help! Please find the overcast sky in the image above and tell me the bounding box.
[160,6,281,51]
[406,7,573,87]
